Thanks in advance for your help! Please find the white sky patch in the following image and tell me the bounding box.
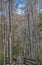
[14,0,27,15]
[18,4,26,8]
[16,4,25,15]
[40,9,42,12]
[16,9,22,14]
[16,8,26,15]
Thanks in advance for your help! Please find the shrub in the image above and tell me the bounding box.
[36,49,42,64]
[12,48,20,57]
[0,54,3,64]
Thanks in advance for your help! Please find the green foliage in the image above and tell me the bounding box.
[38,22,42,31]
[38,22,42,27]
[12,48,20,57]
[39,49,42,64]
[36,49,42,64]
[0,54,3,64]
[39,13,42,22]
[37,13,42,31]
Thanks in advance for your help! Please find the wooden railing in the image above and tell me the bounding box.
[5,57,38,65]
[5,57,17,64]
[23,57,38,65]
